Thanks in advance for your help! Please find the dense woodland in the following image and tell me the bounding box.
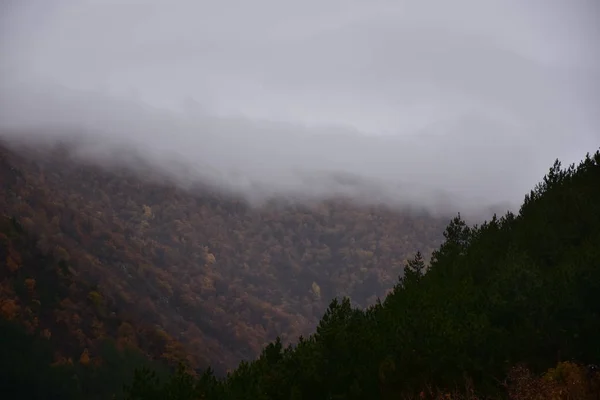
[1,142,599,398]
[0,140,446,374]
[122,148,600,399]
[127,148,600,399]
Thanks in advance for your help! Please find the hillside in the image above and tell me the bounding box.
[2,144,600,398]
[119,148,600,399]
[0,139,447,373]
[0,215,172,399]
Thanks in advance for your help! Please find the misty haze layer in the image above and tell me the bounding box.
[1,0,599,215]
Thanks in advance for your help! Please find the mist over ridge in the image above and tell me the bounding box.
[1,0,599,218]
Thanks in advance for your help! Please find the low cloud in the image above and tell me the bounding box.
[1,0,598,217]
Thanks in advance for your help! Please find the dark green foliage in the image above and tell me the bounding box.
[123,364,202,400]
[401,250,426,287]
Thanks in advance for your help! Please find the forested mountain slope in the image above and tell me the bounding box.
[0,140,447,373]
[0,215,171,399]
[4,140,599,398]
[122,149,600,399]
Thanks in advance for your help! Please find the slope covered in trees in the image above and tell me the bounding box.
[3,140,599,398]
[0,214,171,399]
[0,140,447,373]
[122,149,600,399]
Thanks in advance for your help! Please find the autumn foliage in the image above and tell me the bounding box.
[0,141,446,373]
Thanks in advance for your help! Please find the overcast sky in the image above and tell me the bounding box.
[1,0,599,214]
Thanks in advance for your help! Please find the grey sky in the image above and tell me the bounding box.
[1,0,599,215]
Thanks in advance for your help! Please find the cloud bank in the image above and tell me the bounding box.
[1,0,599,215]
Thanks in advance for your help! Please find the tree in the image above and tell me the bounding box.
[401,251,426,287]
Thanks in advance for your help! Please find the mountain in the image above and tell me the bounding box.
[119,148,600,399]
[4,138,598,398]
[0,139,448,376]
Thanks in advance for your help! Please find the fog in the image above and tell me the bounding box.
[1,0,599,215]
